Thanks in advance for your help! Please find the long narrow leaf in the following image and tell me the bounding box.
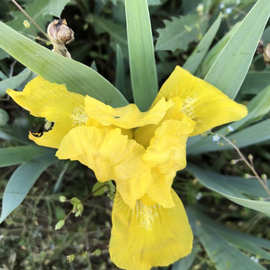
[198,22,241,78]
[0,152,57,223]
[188,165,270,216]
[204,0,270,99]
[220,85,270,134]
[0,68,33,96]
[240,71,270,95]
[0,145,55,168]
[196,226,265,270]
[189,208,270,260]
[183,14,222,74]
[0,22,128,107]
[125,0,158,111]
[189,208,269,269]
[115,44,126,94]
[172,244,199,270]
[188,119,270,155]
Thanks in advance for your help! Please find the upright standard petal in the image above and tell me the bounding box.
[56,126,153,208]
[85,95,172,129]
[143,119,194,172]
[7,76,86,148]
[155,66,248,135]
[109,190,193,270]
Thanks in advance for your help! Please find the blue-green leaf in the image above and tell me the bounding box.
[188,119,270,154]
[189,208,266,270]
[0,68,33,97]
[0,22,128,107]
[125,0,158,111]
[172,244,199,270]
[189,208,270,266]
[204,0,270,99]
[240,71,270,95]
[0,152,57,223]
[188,165,270,216]
[184,14,222,74]
[0,145,55,168]
[0,109,9,126]
[115,44,127,95]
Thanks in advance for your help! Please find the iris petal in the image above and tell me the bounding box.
[7,76,84,123]
[155,66,248,135]
[109,190,193,270]
[7,76,85,148]
[56,126,153,208]
[85,95,172,129]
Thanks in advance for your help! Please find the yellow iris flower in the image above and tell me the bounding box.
[7,66,247,270]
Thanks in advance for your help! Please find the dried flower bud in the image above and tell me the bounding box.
[47,19,74,58]
[263,43,270,63]
[47,18,74,46]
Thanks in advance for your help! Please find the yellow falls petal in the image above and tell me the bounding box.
[85,95,172,129]
[7,76,85,123]
[56,126,153,208]
[29,121,73,148]
[56,126,120,181]
[7,76,86,148]
[109,190,193,270]
[145,169,176,208]
[155,66,248,135]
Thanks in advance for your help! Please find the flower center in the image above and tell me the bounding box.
[71,107,88,126]
[134,201,159,230]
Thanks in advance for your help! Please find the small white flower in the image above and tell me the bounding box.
[225,8,232,14]
[197,4,204,15]
[227,125,234,132]
[196,192,202,200]
[250,256,259,263]
[212,134,221,142]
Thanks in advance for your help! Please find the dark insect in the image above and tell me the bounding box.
[30,119,54,138]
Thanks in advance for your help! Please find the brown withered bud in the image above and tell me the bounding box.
[263,43,270,63]
[47,19,74,58]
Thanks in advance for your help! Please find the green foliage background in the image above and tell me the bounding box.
[1,0,270,269]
